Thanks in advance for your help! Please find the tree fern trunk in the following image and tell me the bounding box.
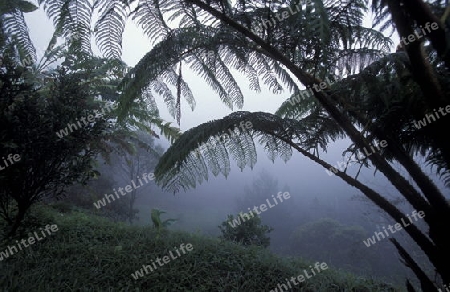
[390,238,438,292]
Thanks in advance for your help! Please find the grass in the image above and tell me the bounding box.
[0,203,405,291]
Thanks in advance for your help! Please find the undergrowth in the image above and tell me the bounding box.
[0,204,404,291]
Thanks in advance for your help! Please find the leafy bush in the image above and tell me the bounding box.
[0,55,114,236]
[218,213,273,248]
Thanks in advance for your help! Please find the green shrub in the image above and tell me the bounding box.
[218,213,273,248]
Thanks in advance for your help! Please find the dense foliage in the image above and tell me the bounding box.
[0,204,402,291]
[0,55,114,236]
[218,213,273,248]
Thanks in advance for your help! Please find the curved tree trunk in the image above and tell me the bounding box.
[271,132,446,288]
[390,238,438,292]
[186,0,450,286]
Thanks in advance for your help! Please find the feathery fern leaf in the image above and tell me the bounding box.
[132,0,171,45]
[1,3,37,64]
[38,0,93,54]
[154,111,308,192]
[94,0,128,59]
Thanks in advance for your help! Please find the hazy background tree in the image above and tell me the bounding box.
[234,170,296,252]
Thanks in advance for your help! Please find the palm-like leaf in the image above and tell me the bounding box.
[94,0,129,59]
[38,0,93,54]
[0,0,38,65]
[35,0,393,127]
[154,111,326,192]
[151,208,177,238]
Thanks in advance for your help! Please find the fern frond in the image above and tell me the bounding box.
[275,90,319,119]
[307,0,332,46]
[154,111,307,192]
[150,116,182,144]
[247,52,284,93]
[371,0,395,35]
[118,27,246,119]
[39,0,93,54]
[186,54,234,108]
[132,0,171,45]
[2,7,36,64]
[276,91,345,152]
[94,0,128,59]
[162,68,195,113]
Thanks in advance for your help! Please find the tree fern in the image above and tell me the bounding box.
[35,0,393,125]
[15,0,450,286]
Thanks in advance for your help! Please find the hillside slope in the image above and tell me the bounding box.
[0,204,404,291]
